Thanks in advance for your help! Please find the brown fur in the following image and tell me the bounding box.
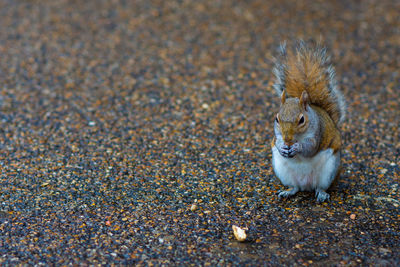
[311,105,341,152]
[284,49,341,125]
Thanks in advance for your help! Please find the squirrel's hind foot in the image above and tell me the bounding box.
[278,187,299,199]
[315,189,330,203]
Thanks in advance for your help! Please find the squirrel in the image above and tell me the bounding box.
[270,41,346,202]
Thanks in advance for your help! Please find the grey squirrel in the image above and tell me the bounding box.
[271,41,346,202]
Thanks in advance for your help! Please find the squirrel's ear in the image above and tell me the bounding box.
[280,91,286,105]
[299,91,309,111]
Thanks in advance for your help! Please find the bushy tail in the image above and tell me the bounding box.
[272,41,346,125]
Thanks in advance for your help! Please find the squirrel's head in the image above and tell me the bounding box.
[275,91,310,146]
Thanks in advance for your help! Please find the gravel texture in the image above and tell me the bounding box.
[0,0,399,265]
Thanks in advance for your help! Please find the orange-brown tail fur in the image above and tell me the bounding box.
[273,41,346,125]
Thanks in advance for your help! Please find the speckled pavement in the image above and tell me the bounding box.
[0,0,399,265]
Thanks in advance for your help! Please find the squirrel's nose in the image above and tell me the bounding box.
[284,141,294,147]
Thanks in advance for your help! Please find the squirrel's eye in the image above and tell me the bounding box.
[298,115,305,125]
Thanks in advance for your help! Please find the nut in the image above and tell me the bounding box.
[232,225,247,242]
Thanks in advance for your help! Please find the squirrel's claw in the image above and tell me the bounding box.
[279,147,297,158]
[278,188,299,199]
[315,190,330,203]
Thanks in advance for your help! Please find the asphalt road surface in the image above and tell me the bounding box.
[0,0,399,265]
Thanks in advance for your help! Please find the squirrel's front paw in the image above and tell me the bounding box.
[279,144,299,158]
[289,143,301,157]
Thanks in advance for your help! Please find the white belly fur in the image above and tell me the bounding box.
[272,147,340,191]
